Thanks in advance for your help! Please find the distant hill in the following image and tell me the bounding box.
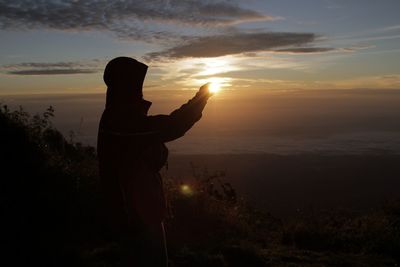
[165,153,400,217]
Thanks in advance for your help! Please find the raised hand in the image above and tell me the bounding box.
[197,83,214,99]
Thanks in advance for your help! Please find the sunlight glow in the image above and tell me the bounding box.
[185,76,232,92]
[157,56,240,90]
[208,82,221,93]
[197,58,236,76]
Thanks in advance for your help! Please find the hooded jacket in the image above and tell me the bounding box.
[97,57,209,232]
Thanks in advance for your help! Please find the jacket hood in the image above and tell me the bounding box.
[104,57,148,109]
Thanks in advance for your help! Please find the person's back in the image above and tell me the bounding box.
[97,57,212,266]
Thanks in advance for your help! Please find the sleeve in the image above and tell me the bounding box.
[148,90,210,142]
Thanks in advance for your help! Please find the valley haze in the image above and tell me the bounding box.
[2,89,399,217]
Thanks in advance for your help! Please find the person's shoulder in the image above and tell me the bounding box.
[147,114,169,121]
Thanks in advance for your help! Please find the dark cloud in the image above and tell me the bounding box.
[7,69,97,75]
[145,32,318,59]
[272,47,336,54]
[271,44,375,54]
[5,62,90,68]
[2,61,101,75]
[0,0,276,41]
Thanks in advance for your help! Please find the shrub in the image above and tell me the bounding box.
[0,105,99,265]
[281,203,400,260]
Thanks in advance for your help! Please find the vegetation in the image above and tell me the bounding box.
[1,105,399,266]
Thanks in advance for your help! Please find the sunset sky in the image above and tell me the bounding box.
[1,0,400,95]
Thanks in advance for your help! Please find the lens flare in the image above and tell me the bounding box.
[180,184,194,196]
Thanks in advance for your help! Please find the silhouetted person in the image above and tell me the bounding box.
[97,57,212,266]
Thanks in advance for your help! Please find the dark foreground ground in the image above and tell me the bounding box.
[1,105,399,266]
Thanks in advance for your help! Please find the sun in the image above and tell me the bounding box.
[208,82,221,93]
[188,76,231,93]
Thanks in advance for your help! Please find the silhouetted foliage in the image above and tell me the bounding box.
[281,201,400,260]
[0,105,99,266]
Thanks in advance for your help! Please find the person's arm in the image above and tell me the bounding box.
[148,84,212,142]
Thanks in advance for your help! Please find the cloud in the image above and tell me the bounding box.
[381,25,400,32]
[272,45,376,54]
[0,0,277,41]
[4,62,93,69]
[7,69,97,75]
[272,47,336,54]
[2,61,101,75]
[145,32,318,59]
